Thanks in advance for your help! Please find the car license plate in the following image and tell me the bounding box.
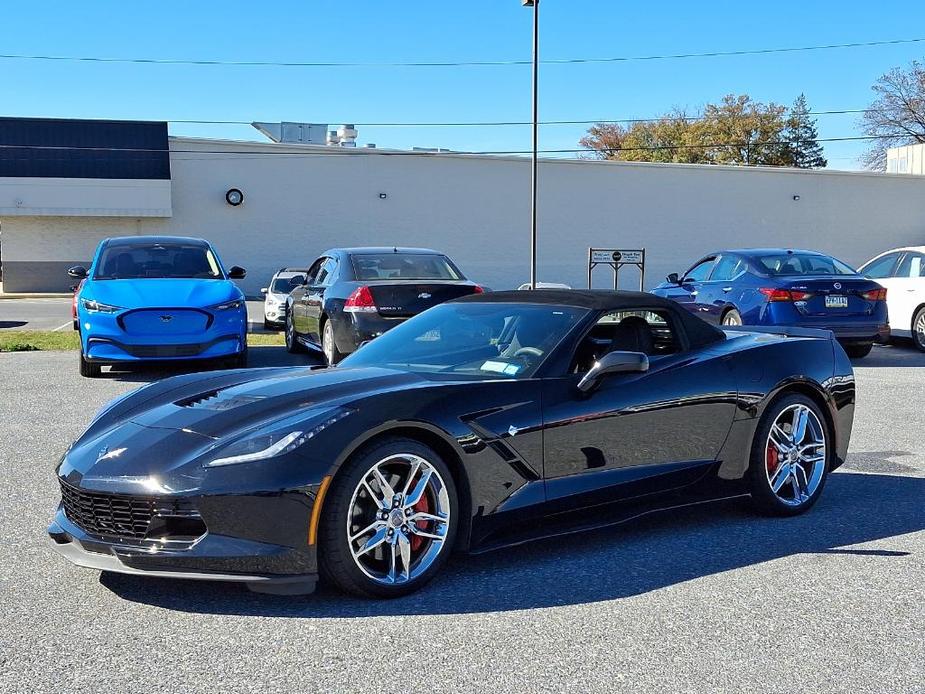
[825,295,848,309]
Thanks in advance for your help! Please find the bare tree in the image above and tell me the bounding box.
[861,61,925,170]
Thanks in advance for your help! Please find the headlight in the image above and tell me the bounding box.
[205,409,352,467]
[81,298,123,313]
[210,299,245,311]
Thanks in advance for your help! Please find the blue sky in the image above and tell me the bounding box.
[3,1,925,169]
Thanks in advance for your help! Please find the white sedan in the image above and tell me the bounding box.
[859,246,925,351]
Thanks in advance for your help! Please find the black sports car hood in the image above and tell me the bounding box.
[127,366,420,438]
[60,366,427,492]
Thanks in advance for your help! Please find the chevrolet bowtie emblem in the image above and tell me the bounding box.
[160,315,173,322]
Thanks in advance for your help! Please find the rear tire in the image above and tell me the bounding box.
[318,437,458,598]
[749,394,830,517]
[913,306,925,353]
[721,309,742,326]
[322,318,344,366]
[79,351,101,378]
[843,342,873,359]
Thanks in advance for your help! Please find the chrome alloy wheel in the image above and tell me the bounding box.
[346,454,451,585]
[765,404,827,507]
[915,310,925,350]
[322,322,335,365]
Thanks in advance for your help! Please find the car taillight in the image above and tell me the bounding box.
[861,287,887,301]
[344,286,377,313]
[472,285,485,294]
[759,288,792,302]
[759,288,814,302]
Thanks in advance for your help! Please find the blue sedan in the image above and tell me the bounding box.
[68,236,248,377]
[652,248,889,358]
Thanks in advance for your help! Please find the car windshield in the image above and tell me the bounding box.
[94,243,223,280]
[271,276,302,293]
[340,302,588,379]
[753,253,856,276]
[351,254,462,281]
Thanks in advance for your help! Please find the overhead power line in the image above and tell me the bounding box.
[0,133,913,158]
[161,108,874,128]
[0,37,923,69]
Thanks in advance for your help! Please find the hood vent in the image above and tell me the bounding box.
[175,389,266,411]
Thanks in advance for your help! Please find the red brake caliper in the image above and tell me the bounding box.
[409,478,430,553]
[766,444,779,476]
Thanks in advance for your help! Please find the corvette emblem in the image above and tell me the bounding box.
[418,292,432,300]
[96,446,127,462]
[508,425,520,437]
[160,315,173,323]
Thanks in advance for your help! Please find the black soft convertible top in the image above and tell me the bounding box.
[452,289,726,350]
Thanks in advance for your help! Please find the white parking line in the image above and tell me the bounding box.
[52,321,73,332]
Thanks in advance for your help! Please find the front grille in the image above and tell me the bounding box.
[124,343,207,358]
[59,481,195,541]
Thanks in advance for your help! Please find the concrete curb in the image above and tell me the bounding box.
[0,293,71,300]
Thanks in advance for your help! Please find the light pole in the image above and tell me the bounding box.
[523,0,539,290]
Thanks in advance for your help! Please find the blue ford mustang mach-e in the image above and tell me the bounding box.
[652,248,889,358]
[68,236,248,377]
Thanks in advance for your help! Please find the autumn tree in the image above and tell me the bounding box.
[860,60,925,170]
[580,93,827,168]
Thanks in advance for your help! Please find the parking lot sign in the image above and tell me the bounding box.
[588,248,646,290]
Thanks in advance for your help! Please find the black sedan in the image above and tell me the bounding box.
[49,290,855,598]
[285,247,483,365]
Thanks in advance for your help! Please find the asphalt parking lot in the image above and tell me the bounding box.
[1,345,923,693]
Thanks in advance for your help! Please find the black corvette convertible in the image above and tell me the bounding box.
[49,290,855,598]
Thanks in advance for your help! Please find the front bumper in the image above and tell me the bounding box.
[48,490,319,594]
[264,303,286,325]
[80,308,247,363]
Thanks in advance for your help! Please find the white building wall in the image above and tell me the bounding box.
[3,137,925,294]
[887,143,925,175]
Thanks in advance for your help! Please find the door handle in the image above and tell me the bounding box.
[722,286,733,292]
[690,290,698,297]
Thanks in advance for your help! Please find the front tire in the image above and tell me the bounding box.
[749,394,830,517]
[79,351,101,378]
[285,308,303,354]
[228,344,248,369]
[844,342,873,359]
[318,437,458,598]
[913,306,925,353]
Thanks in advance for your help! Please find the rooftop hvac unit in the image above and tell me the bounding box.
[252,122,329,144]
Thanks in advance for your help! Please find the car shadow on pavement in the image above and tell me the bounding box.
[857,342,925,368]
[98,346,321,382]
[101,470,925,617]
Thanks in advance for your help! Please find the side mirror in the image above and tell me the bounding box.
[294,274,308,286]
[666,272,680,285]
[67,265,88,279]
[228,266,246,279]
[260,287,268,294]
[577,351,649,394]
